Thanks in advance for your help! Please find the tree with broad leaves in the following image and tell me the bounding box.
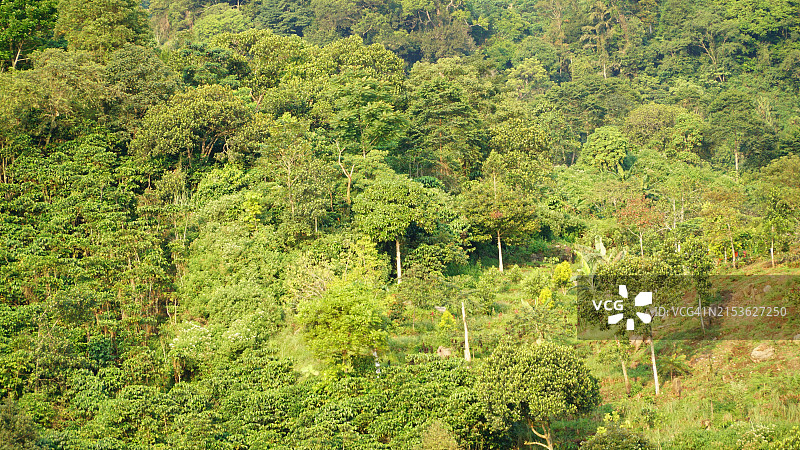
[55,0,152,55]
[580,126,630,175]
[459,152,539,272]
[0,0,57,70]
[353,174,436,284]
[130,84,252,165]
[478,340,600,450]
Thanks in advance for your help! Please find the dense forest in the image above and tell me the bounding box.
[1,0,800,448]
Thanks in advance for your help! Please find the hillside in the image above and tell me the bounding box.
[1,0,800,448]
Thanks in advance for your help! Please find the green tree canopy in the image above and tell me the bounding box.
[297,278,388,371]
[131,84,252,164]
[478,340,600,450]
[354,174,436,283]
[581,125,630,173]
[55,0,152,54]
[0,0,57,70]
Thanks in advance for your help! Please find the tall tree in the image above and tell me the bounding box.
[9,49,107,145]
[580,0,616,79]
[758,155,800,266]
[478,340,600,450]
[0,0,57,70]
[406,78,488,187]
[104,44,178,126]
[580,125,630,174]
[297,278,388,370]
[131,84,252,164]
[615,195,663,257]
[55,0,152,55]
[353,175,436,283]
[460,152,539,272]
[708,89,775,174]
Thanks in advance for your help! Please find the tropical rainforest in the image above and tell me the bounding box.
[1,0,800,448]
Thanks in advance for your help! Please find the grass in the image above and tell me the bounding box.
[271,325,321,377]
[279,245,800,449]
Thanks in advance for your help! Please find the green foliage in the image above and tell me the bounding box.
[0,0,57,70]
[183,220,284,325]
[354,175,436,244]
[105,44,178,123]
[437,310,457,332]
[55,0,151,54]
[8,48,107,141]
[581,126,630,173]
[478,340,600,448]
[522,268,550,304]
[419,419,460,450]
[3,0,800,447]
[624,103,708,157]
[131,84,252,163]
[771,427,800,450]
[0,398,40,449]
[297,279,388,370]
[581,413,655,449]
[405,77,488,185]
[552,261,572,293]
[472,268,500,314]
[167,42,247,87]
[244,0,313,36]
[507,265,523,283]
[193,4,250,41]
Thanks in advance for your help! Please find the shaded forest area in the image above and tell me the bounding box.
[1,0,800,448]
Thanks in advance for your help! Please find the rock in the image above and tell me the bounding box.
[793,334,800,341]
[434,306,447,313]
[750,344,775,362]
[436,346,452,358]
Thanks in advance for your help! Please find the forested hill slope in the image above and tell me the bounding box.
[1,0,799,448]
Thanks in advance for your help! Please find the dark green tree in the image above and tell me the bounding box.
[353,174,436,283]
[0,0,57,70]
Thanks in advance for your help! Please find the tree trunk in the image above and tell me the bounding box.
[621,358,631,396]
[698,295,705,334]
[650,338,660,395]
[461,301,471,362]
[337,142,354,204]
[617,339,630,396]
[770,226,775,268]
[395,239,402,284]
[529,422,554,450]
[728,224,736,269]
[671,198,677,229]
[497,230,504,272]
[344,169,353,204]
[639,232,644,257]
[12,46,22,70]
